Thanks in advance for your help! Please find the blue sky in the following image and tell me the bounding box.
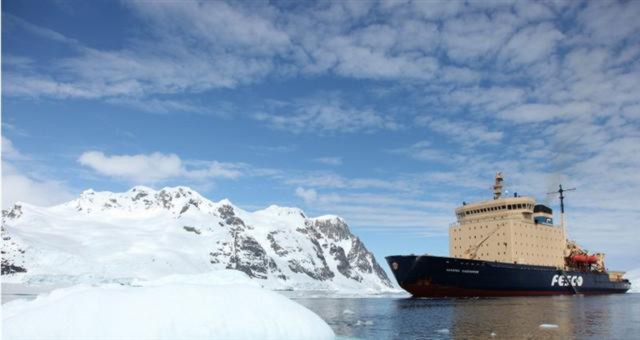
[3,0,640,271]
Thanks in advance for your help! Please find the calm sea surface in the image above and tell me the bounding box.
[290,293,640,339]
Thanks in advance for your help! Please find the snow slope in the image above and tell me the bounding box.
[2,270,335,340]
[1,186,392,291]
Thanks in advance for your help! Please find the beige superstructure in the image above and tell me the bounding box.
[449,173,567,268]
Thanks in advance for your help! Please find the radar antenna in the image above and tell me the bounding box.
[547,184,576,238]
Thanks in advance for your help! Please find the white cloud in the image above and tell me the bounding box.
[292,187,454,230]
[313,157,343,166]
[285,171,411,192]
[254,95,401,134]
[414,116,504,146]
[577,1,640,45]
[499,23,564,66]
[2,136,26,160]
[294,187,318,204]
[388,141,447,162]
[77,151,244,184]
[499,103,562,123]
[441,11,517,62]
[183,161,244,180]
[2,163,75,209]
[78,151,183,183]
[2,138,75,208]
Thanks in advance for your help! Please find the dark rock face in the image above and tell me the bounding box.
[227,235,281,279]
[0,223,27,275]
[267,231,288,256]
[157,190,174,210]
[330,244,360,281]
[3,204,23,220]
[183,226,201,235]
[1,261,26,275]
[314,218,392,286]
[218,205,245,227]
[315,218,350,241]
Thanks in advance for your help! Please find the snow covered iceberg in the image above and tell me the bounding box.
[2,270,335,340]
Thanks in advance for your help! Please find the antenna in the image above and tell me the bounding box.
[547,184,576,238]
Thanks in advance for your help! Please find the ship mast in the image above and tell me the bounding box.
[493,172,504,199]
[547,184,576,238]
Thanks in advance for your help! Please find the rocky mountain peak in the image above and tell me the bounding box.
[2,187,393,291]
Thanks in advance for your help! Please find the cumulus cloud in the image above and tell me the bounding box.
[294,187,317,204]
[77,151,244,184]
[2,163,75,209]
[2,138,75,208]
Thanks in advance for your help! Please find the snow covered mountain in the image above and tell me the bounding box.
[1,186,393,291]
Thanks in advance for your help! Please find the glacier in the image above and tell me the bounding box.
[1,186,393,291]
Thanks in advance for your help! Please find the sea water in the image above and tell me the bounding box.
[290,293,640,339]
[4,285,639,339]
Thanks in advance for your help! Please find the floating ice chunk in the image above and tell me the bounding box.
[627,268,639,293]
[2,283,334,340]
[343,309,355,315]
[436,328,450,334]
[539,323,559,329]
[131,270,258,287]
[355,320,374,326]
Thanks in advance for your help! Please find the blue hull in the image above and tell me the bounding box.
[386,255,631,297]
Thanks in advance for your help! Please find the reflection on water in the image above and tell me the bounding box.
[292,294,640,339]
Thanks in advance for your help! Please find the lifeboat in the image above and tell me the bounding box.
[569,254,598,264]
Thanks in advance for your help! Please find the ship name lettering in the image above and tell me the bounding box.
[551,274,584,287]
[446,268,460,272]
[461,270,479,274]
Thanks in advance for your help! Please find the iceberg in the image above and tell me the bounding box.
[3,271,334,340]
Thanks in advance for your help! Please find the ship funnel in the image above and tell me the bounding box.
[493,172,504,199]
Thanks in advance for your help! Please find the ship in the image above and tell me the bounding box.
[386,173,631,297]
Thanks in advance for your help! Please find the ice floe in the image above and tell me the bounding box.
[539,323,559,329]
[355,320,374,326]
[2,271,334,340]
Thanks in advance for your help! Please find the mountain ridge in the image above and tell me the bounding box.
[2,186,393,291]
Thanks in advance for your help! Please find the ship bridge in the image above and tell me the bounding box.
[449,173,566,268]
